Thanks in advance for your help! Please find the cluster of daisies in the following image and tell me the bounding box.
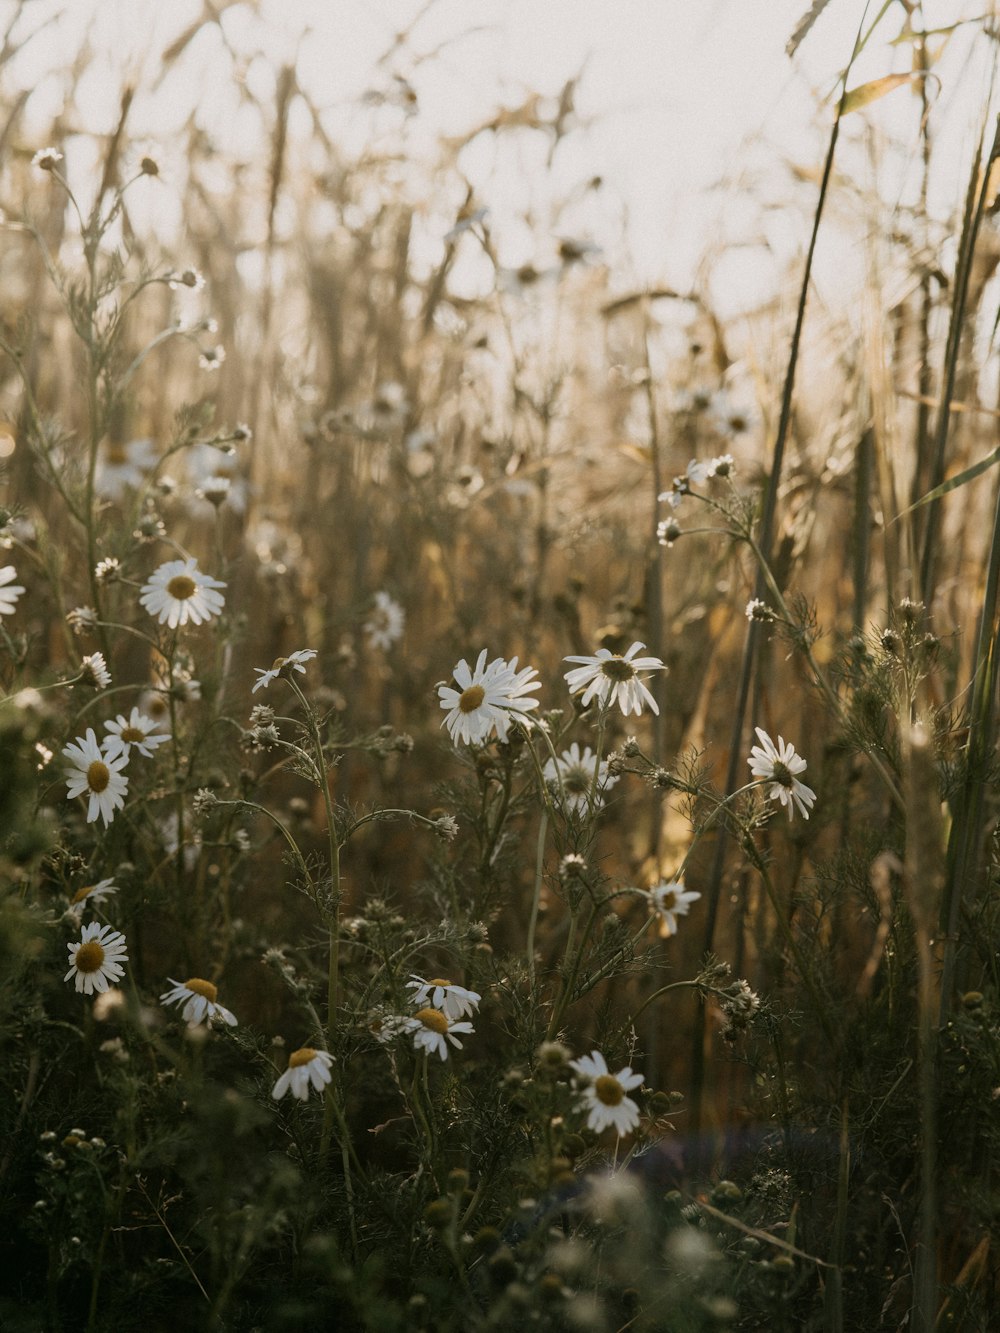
[437,639,667,751]
[656,452,736,546]
[63,900,237,1028]
[437,642,816,824]
[60,556,227,826]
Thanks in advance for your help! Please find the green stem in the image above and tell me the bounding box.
[743,834,837,1049]
[527,811,548,985]
[287,675,341,1050]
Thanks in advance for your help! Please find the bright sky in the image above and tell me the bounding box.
[4,0,997,314]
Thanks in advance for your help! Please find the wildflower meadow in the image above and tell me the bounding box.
[2,2,1000,1329]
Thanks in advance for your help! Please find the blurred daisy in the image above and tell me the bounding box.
[543,743,618,814]
[272,1047,334,1102]
[186,443,249,515]
[709,388,758,439]
[94,557,121,583]
[684,454,735,485]
[140,557,226,628]
[94,438,158,501]
[406,976,481,1021]
[570,1050,643,1136]
[32,147,63,171]
[369,1012,411,1044]
[0,565,25,617]
[647,880,702,938]
[437,649,540,745]
[404,1008,474,1060]
[364,591,405,652]
[64,922,128,995]
[63,729,129,826]
[563,642,665,716]
[251,648,317,693]
[103,708,170,760]
[199,344,226,371]
[160,977,237,1028]
[79,652,111,689]
[68,878,119,920]
[67,605,98,635]
[748,727,816,820]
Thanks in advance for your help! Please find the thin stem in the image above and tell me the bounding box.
[527,811,548,985]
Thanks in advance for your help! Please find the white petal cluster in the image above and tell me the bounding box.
[563,642,665,717]
[63,729,129,826]
[542,742,618,814]
[570,1050,643,1136]
[405,975,481,1021]
[139,557,226,628]
[251,649,318,693]
[160,977,237,1028]
[438,649,540,745]
[747,726,816,820]
[272,1048,334,1101]
[64,922,129,995]
[646,880,702,938]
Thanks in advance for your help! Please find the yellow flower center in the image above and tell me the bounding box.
[659,890,678,911]
[770,760,793,789]
[600,657,635,683]
[415,1007,448,1035]
[105,443,127,465]
[75,941,106,974]
[427,978,453,988]
[594,1074,624,1106]
[562,765,590,794]
[289,1047,318,1068]
[184,978,217,1002]
[166,575,197,601]
[121,726,145,743]
[458,684,485,714]
[71,884,95,905]
[87,761,110,793]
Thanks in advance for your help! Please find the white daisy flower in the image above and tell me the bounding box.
[369,1012,411,1044]
[271,1047,334,1102]
[542,742,619,814]
[403,1008,475,1060]
[79,652,111,689]
[94,557,121,583]
[186,443,249,515]
[437,650,540,746]
[708,388,758,439]
[747,727,816,820]
[647,880,702,938]
[684,457,716,486]
[563,642,665,717]
[0,565,25,617]
[103,708,170,760]
[64,922,129,995]
[67,605,98,635]
[571,1050,643,1136]
[32,146,63,170]
[139,558,226,628]
[199,344,226,371]
[364,591,405,652]
[406,976,481,1021]
[251,648,318,693]
[159,977,237,1028]
[63,729,129,826]
[94,437,158,501]
[67,878,119,920]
